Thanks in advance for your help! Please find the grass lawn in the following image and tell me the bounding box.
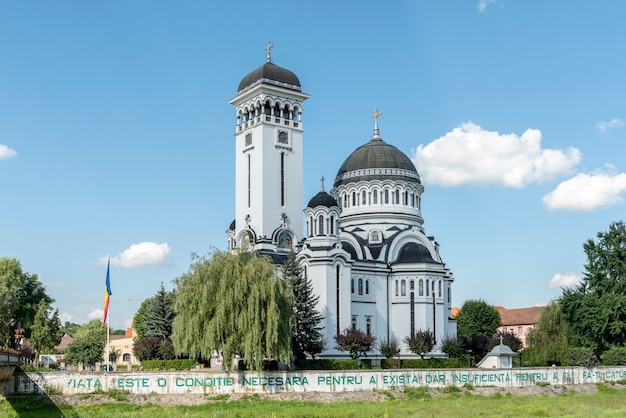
[3,385,626,417]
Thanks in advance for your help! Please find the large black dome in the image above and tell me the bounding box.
[334,137,420,187]
[238,62,301,93]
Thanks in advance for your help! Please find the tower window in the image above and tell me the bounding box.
[438,280,442,297]
[318,215,324,235]
[419,279,424,296]
[361,190,367,205]
[401,279,406,296]
[280,152,285,206]
[352,192,356,206]
[404,191,408,205]
[426,280,430,296]
[366,317,372,336]
[395,280,399,297]
[384,189,389,204]
[395,190,400,204]
[351,279,354,294]
[336,266,341,336]
[330,215,335,235]
[373,189,378,204]
[366,280,369,295]
[358,278,363,295]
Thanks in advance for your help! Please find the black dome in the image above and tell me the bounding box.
[334,137,420,187]
[307,191,338,208]
[238,62,301,93]
[394,242,437,264]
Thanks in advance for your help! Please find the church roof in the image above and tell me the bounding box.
[334,136,420,187]
[307,191,338,208]
[238,62,302,93]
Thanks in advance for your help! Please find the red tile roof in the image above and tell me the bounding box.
[495,306,544,326]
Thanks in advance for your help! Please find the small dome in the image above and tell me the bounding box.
[394,242,436,264]
[307,191,338,208]
[334,137,420,187]
[238,62,301,93]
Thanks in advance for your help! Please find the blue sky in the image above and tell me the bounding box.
[2,1,625,330]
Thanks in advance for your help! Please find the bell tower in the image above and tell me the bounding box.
[228,42,309,253]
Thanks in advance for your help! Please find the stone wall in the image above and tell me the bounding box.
[7,367,626,396]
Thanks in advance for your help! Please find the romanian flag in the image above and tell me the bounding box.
[103,257,112,324]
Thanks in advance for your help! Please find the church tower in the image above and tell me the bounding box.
[227,42,309,254]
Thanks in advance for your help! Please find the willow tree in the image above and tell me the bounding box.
[172,250,292,371]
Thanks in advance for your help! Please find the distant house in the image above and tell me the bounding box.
[494,306,544,347]
[108,328,140,369]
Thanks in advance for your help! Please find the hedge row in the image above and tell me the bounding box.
[381,357,467,369]
[140,359,195,370]
[294,359,360,370]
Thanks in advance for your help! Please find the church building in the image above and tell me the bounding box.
[226,44,457,358]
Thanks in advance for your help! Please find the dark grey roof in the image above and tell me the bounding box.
[307,191,338,209]
[334,137,420,187]
[238,62,301,93]
[393,242,437,264]
[229,219,235,231]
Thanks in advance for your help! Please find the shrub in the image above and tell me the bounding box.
[601,346,626,366]
[334,328,376,360]
[294,359,358,370]
[440,336,465,359]
[403,330,435,359]
[140,359,195,370]
[566,347,597,367]
[378,337,400,359]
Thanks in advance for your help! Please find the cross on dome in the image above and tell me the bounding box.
[265,40,273,63]
[320,175,326,192]
[371,108,382,138]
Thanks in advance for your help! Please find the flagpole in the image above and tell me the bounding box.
[105,252,111,372]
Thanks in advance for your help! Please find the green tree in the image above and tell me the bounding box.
[334,328,376,360]
[30,300,63,363]
[378,337,400,359]
[525,301,570,366]
[62,321,81,337]
[64,320,107,367]
[440,336,465,359]
[560,221,626,355]
[172,250,293,371]
[282,251,325,360]
[143,283,175,340]
[0,257,53,348]
[456,299,501,340]
[404,330,435,359]
[133,297,155,340]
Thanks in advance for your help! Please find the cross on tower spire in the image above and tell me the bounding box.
[320,175,326,192]
[371,108,382,138]
[265,40,273,63]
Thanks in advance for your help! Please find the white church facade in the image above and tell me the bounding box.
[226,45,457,358]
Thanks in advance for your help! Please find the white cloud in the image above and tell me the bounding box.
[0,144,17,159]
[97,241,172,268]
[549,272,582,289]
[412,122,581,188]
[478,0,497,13]
[597,118,624,133]
[59,311,74,323]
[542,167,626,211]
[88,309,104,320]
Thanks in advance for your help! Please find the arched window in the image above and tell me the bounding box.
[438,280,442,297]
[373,189,378,204]
[366,317,372,336]
[358,278,363,295]
[309,216,313,237]
[351,315,357,330]
[330,215,335,235]
[384,189,389,204]
[122,353,131,362]
[343,193,347,208]
[361,190,367,205]
[410,280,414,291]
[410,292,415,337]
[395,280,399,297]
[352,192,356,206]
[351,279,354,294]
[426,279,430,296]
[401,279,406,296]
[419,279,424,296]
[318,215,324,235]
[395,190,400,204]
[366,280,369,294]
